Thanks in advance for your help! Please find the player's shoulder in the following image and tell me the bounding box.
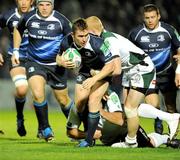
[61,33,73,48]
[128,24,144,40]
[129,24,144,34]
[53,10,70,22]
[1,8,16,20]
[90,34,104,43]
[89,34,105,49]
[21,9,36,21]
[160,21,177,32]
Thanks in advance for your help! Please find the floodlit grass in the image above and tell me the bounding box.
[0,109,180,160]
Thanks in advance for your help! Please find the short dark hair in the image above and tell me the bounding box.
[143,4,160,15]
[72,18,88,33]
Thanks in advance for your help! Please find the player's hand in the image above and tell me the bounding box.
[0,53,4,66]
[11,48,20,66]
[56,54,76,68]
[82,77,96,89]
[90,69,100,76]
[175,74,180,88]
[93,129,102,139]
[173,55,180,62]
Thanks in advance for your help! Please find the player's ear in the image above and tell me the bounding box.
[31,0,35,5]
[157,10,161,20]
[71,32,75,40]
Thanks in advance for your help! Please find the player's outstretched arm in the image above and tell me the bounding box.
[11,27,22,66]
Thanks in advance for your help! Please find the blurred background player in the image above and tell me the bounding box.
[12,0,73,141]
[0,0,34,137]
[128,4,180,134]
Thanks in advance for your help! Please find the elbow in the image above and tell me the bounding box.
[112,69,121,76]
[66,128,82,139]
[117,118,124,126]
[67,129,77,139]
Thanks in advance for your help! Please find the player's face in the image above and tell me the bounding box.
[37,2,53,18]
[143,11,160,30]
[72,29,89,48]
[16,0,33,14]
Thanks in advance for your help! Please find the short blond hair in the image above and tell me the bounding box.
[86,16,104,34]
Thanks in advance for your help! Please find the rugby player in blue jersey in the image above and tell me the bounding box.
[0,0,34,137]
[128,4,180,134]
[11,0,73,141]
[56,18,117,147]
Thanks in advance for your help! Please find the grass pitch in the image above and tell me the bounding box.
[0,109,180,160]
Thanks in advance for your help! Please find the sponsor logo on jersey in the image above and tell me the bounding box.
[55,83,65,87]
[28,67,35,73]
[149,43,159,48]
[140,36,150,42]
[38,30,47,35]
[47,24,55,30]
[31,22,40,28]
[157,35,165,42]
[84,51,92,57]
[100,42,111,57]
[12,21,18,27]
[76,75,83,82]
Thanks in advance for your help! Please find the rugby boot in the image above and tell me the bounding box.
[42,127,54,142]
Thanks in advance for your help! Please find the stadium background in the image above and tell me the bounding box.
[0,0,179,108]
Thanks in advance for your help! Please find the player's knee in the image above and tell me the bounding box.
[13,75,28,96]
[88,93,102,106]
[15,85,28,97]
[57,95,71,107]
[124,107,138,118]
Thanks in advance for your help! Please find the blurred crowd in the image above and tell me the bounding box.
[0,0,179,78]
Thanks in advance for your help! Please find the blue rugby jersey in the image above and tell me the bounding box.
[128,22,180,74]
[17,9,71,65]
[60,33,113,73]
[0,8,31,58]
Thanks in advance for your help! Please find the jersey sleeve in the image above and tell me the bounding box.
[59,34,71,55]
[168,25,180,51]
[0,13,7,29]
[16,14,27,37]
[61,14,72,36]
[128,29,136,43]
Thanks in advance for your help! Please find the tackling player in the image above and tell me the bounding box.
[66,91,180,148]
[11,0,73,141]
[86,16,178,148]
[0,0,34,137]
[128,4,180,134]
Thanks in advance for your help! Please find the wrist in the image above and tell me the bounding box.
[176,64,180,74]
[13,48,19,59]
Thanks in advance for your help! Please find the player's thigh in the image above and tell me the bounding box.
[53,87,71,106]
[75,83,90,112]
[10,66,26,77]
[162,90,176,113]
[145,93,159,108]
[125,89,145,108]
